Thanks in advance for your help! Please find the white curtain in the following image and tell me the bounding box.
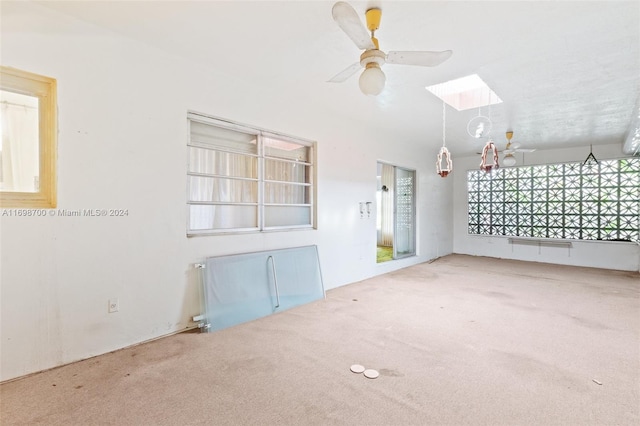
[1,102,39,192]
[379,164,394,246]
[188,149,306,230]
[189,150,257,230]
[264,160,305,204]
[263,160,308,227]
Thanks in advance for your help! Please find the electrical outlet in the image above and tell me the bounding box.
[108,298,119,313]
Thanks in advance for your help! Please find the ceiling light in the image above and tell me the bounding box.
[480,140,499,173]
[467,114,492,139]
[359,64,385,96]
[503,153,517,167]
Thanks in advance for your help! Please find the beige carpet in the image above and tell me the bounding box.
[1,254,639,425]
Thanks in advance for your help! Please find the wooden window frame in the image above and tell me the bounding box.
[0,66,57,208]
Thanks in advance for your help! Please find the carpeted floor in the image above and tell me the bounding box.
[1,254,638,425]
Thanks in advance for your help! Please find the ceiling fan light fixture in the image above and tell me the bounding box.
[330,2,452,95]
[503,153,517,167]
[359,63,385,96]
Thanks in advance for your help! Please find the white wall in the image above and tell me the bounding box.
[453,144,640,271]
[0,2,453,381]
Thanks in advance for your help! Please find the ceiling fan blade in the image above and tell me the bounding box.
[386,50,453,67]
[516,148,536,153]
[332,2,376,50]
[327,62,361,83]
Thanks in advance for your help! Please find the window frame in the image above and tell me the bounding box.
[0,66,57,208]
[187,112,316,236]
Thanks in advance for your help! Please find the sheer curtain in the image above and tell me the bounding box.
[264,160,305,204]
[264,137,308,207]
[188,150,306,230]
[188,149,258,230]
[1,101,39,192]
[379,163,394,246]
[264,159,308,227]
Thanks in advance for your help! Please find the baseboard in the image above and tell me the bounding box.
[0,325,201,385]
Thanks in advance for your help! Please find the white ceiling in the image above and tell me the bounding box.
[37,0,640,156]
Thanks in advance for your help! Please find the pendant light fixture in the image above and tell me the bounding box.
[436,102,453,177]
[480,139,499,173]
[467,101,493,139]
[583,144,598,166]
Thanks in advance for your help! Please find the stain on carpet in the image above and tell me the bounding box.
[379,368,404,377]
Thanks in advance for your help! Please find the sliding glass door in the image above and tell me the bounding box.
[394,167,416,258]
[377,163,416,262]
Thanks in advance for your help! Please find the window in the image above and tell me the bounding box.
[0,66,57,208]
[467,158,640,241]
[187,113,315,235]
[425,74,502,111]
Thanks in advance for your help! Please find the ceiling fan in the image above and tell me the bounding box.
[503,131,536,166]
[328,1,453,96]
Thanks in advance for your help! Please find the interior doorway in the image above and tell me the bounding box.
[376,162,416,263]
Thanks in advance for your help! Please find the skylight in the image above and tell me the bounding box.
[426,74,502,111]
